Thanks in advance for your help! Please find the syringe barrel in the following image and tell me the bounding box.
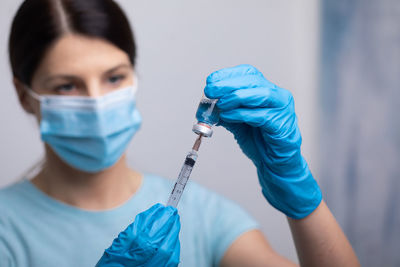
[166,150,198,208]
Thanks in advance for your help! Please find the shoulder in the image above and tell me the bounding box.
[0,180,35,231]
[0,179,44,231]
[0,180,29,213]
[0,181,29,263]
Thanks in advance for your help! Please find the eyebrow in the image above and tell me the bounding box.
[43,63,132,84]
[104,63,132,75]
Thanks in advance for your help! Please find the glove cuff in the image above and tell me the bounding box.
[257,160,322,219]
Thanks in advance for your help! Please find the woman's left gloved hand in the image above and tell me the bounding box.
[205,64,322,219]
[96,203,180,267]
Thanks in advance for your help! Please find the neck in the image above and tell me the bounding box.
[31,146,142,210]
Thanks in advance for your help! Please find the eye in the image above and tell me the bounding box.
[55,83,76,94]
[108,74,126,85]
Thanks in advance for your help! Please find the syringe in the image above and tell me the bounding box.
[166,134,202,208]
[167,93,219,208]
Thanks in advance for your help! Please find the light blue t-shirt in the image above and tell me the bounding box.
[0,174,258,267]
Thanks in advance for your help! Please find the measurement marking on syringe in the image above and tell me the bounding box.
[166,149,198,208]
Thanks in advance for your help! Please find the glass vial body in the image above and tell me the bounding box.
[192,95,219,137]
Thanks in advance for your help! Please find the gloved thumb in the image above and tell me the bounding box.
[97,204,180,266]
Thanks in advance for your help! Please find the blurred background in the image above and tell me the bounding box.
[0,0,398,266]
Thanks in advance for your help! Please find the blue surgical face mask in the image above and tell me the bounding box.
[27,83,142,173]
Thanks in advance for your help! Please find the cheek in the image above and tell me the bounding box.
[124,75,135,87]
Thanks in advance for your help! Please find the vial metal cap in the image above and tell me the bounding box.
[192,123,213,137]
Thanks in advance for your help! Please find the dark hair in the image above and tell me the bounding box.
[9,0,136,86]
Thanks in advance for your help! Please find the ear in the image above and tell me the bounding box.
[13,77,35,114]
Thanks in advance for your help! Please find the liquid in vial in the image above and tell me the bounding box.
[195,98,219,125]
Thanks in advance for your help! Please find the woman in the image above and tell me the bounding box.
[0,0,359,266]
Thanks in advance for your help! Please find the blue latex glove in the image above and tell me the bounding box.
[205,64,322,219]
[96,203,181,267]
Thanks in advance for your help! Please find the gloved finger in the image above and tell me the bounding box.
[160,210,180,251]
[96,205,180,266]
[150,214,181,267]
[138,212,180,267]
[110,203,169,248]
[103,204,162,253]
[162,235,181,267]
[204,74,270,99]
[206,64,262,83]
[133,203,165,229]
[136,205,178,244]
[147,240,180,267]
[112,206,179,259]
[100,223,159,266]
[148,206,179,240]
[204,64,275,99]
[216,86,291,110]
[136,203,164,221]
[102,244,157,266]
[219,103,295,134]
[220,108,270,127]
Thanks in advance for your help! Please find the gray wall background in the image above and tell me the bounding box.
[0,0,320,262]
[320,0,400,266]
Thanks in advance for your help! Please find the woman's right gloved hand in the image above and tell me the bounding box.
[96,203,181,267]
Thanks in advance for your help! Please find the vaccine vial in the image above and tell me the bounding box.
[192,95,219,137]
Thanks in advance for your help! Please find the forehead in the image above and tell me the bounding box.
[35,34,131,76]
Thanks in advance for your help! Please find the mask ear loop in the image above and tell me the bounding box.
[16,87,45,181]
[24,87,43,102]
